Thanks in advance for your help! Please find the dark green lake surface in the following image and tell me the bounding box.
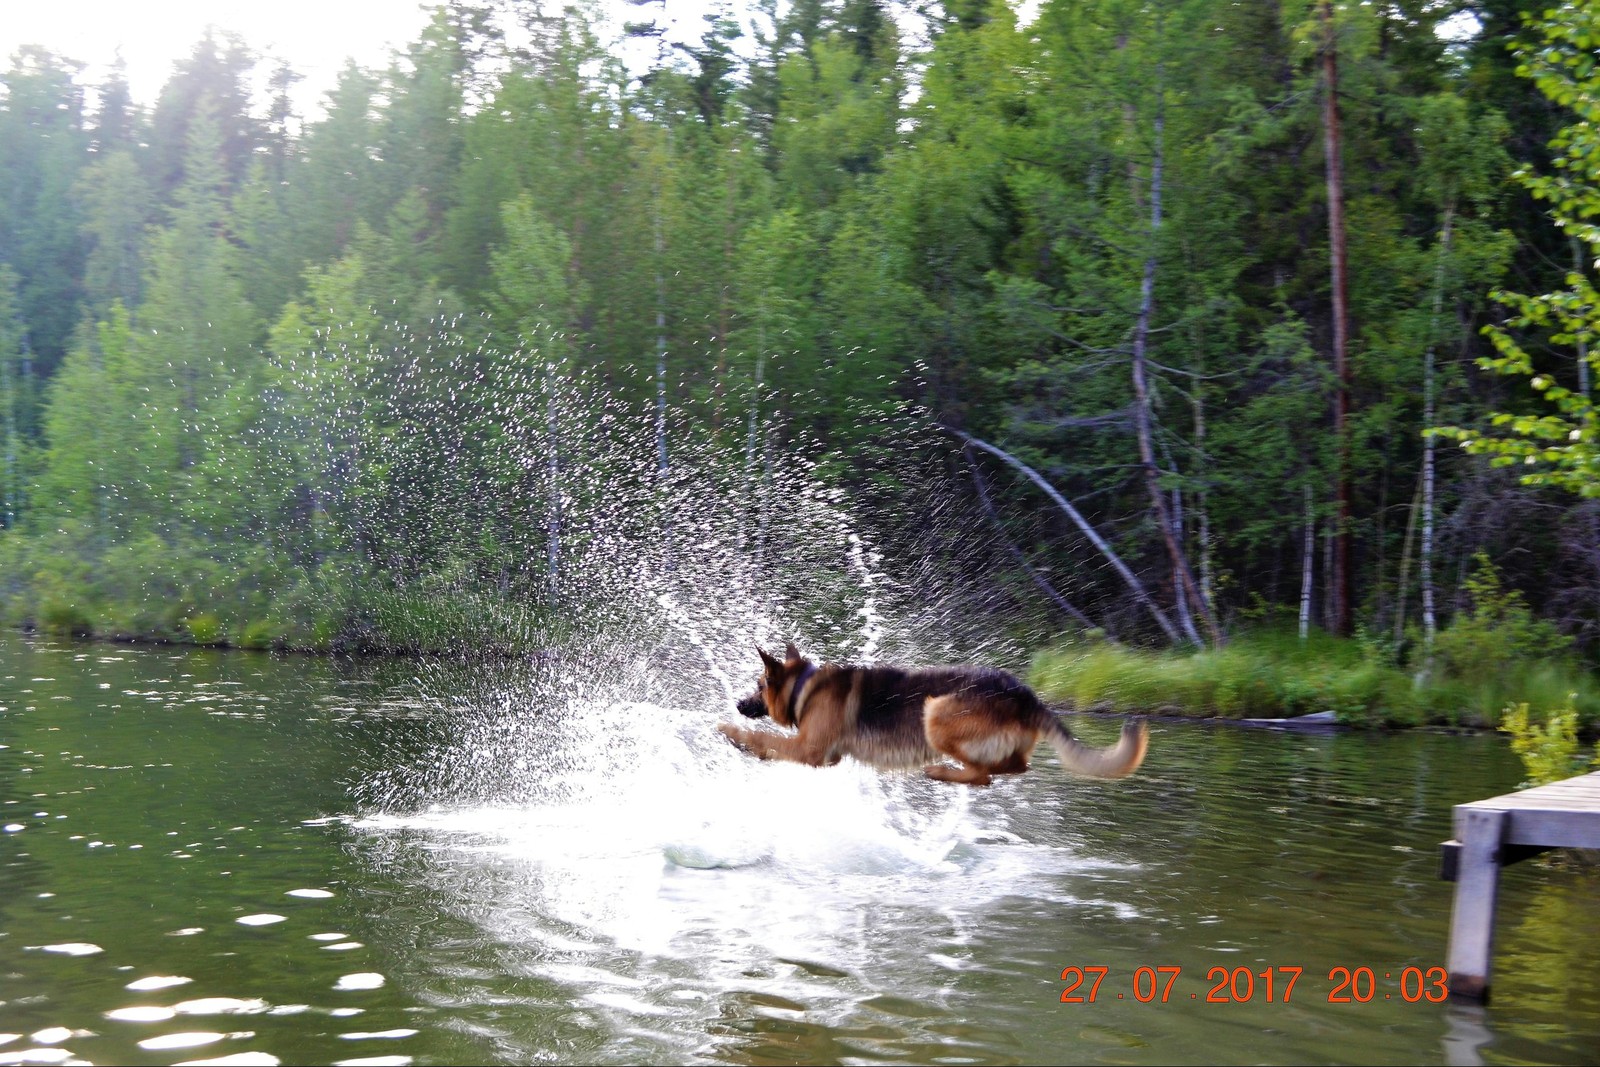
[2,632,1597,1066]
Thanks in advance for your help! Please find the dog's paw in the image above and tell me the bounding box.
[717,721,752,750]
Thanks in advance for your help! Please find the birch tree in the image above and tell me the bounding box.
[1441,2,1600,498]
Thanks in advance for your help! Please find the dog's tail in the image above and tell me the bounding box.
[1039,714,1148,779]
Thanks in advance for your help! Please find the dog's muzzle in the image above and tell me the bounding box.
[736,692,768,719]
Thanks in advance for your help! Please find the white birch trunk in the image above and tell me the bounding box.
[1128,59,1215,646]
[1421,208,1454,657]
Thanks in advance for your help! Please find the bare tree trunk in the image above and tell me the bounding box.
[1577,237,1591,398]
[952,430,1183,645]
[745,300,766,497]
[716,160,735,429]
[743,298,770,564]
[1192,363,1214,611]
[1130,64,1218,646]
[964,448,1099,633]
[1394,468,1422,644]
[1321,0,1353,636]
[1169,483,1197,641]
[1421,206,1454,656]
[636,0,671,475]
[1300,484,1315,640]
[20,348,32,528]
[654,202,668,475]
[1,351,14,530]
[1323,523,1335,631]
[545,356,561,596]
[1117,32,1143,217]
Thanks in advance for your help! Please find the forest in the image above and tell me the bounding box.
[2,0,1600,726]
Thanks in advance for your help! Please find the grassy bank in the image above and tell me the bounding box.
[1029,628,1600,730]
[0,528,555,656]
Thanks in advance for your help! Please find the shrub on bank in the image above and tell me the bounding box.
[1500,699,1596,787]
[184,613,226,646]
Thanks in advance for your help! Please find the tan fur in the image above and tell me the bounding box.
[719,643,1148,787]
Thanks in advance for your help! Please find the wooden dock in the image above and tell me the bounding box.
[1439,769,1600,1001]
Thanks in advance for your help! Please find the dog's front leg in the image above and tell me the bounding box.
[718,721,770,757]
[717,722,832,766]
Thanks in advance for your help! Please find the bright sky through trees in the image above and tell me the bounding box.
[0,0,730,116]
[3,1,435,111]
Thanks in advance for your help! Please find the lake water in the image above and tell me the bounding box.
[2,631,1597,1066]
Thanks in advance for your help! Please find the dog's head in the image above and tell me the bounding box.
[736,641,810,727]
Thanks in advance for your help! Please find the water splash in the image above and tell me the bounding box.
[652,591,741,707]
[311,324,1147,1062]
[845,531,885,661]
[339,429,1136,1037]
[350,698,1130,960]
[349,374,1028,815]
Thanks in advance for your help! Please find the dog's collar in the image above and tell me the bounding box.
[787,663,817,727]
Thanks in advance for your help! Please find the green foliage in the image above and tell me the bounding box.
[1437,3,1600,496]
[1499,698,1596,788]
[2,0,1600,675]
[0,48,89,368]
[184,613,225,646]
[236,619,283,651]
[774,32,901,211]
[77,151,152,315]
[1434,553,1572,685]
[490,194,583,346]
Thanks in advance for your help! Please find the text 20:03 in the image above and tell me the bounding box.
[1058,966,1450,1004]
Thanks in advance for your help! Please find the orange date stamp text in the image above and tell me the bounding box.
[1058,965,1449,1004]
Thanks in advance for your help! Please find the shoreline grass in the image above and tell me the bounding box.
[1029,628,1600,732]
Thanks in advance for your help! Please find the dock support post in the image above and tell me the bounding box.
[1446,807,1508,1002]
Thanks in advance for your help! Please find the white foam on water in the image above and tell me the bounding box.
[105,1007,177,1023]
[126,975,193,991]
[24,1032,70,1048]
[352,697,1135,977]
[31,943,102,957]
[0,1050,75,1066]
[171,999,269,1016]
[138,1032,228,1050]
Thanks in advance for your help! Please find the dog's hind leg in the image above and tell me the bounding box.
[988,750,1032,776]
[924,762,994,786]
[922,695,1035,786]
[923,747,1030,786]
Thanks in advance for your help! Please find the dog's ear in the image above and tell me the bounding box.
[757,645,783,673]
[784,641,801,662]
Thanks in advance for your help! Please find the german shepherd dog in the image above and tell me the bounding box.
[719,643,1148,785]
